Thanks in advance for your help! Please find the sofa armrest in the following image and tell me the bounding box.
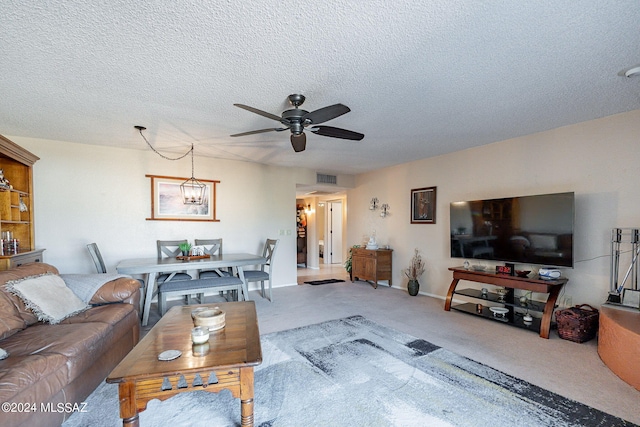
[89,277,141,308]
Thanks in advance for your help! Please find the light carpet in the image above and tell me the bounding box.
[63,315,634,427]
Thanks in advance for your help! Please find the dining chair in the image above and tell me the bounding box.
[195,238,232,279]
[156,240,193,284]
[87,242,107,274]
[242,238,279,302]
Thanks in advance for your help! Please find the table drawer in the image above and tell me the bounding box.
[134,368,241,402]
[11,252,43,267]
[353,249,375,258]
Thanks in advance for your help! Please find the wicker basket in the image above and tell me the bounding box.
[555,304,599,343]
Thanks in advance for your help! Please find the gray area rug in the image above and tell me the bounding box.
[63,315,634,427]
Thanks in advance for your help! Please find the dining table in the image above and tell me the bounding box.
[117,253,267,326]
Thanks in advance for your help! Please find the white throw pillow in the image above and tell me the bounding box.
[5,273,90,324]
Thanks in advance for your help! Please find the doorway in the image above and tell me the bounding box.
[326,200,343,264]
[317,203,326,263]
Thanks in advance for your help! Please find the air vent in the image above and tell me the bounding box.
[316,173,337,185]
[306,191,338,196]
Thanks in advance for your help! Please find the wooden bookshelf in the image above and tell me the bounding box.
[0,134,44,270]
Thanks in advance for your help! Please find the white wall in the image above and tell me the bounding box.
[11,137,301,290]
[347,109,640,308]
[11,108,640,305]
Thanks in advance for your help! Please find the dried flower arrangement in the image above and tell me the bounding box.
[404,248,425,281]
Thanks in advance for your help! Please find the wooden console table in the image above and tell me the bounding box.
[351,248,392,289]
[444,267,568,338]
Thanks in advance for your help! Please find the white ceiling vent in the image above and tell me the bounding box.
[316,173,337,185]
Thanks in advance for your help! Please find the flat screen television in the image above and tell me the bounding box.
[450,192,574,268]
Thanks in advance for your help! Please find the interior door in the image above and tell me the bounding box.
[328,201,343,264]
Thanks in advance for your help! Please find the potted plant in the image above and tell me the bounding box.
[404,248,425,296]
[344,245,360,280]
[179,242,192,257]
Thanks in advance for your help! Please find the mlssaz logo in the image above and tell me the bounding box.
[40,402,88,413]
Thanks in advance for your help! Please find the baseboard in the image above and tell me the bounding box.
[379,284,446,300]
[163,282,445,301]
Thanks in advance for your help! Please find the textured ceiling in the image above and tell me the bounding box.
[1,1,639,179]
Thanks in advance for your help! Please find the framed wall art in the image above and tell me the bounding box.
[146,175,219,221]
[410,186,436,224]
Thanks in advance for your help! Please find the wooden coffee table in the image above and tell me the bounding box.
[106,301,262,426]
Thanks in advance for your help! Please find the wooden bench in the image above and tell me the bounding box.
[157,276,243,315]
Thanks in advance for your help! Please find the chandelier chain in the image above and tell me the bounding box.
[135,125,205,205]
[137,127,192,161]
[190,143,195,178]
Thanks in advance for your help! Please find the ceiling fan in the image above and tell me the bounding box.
[230,94,364,152]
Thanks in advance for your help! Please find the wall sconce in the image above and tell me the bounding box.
[305,204,312,214]
[380,203,390,218]
[370,197,379,210]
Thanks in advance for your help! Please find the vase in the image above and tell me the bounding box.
[407,279,419,296]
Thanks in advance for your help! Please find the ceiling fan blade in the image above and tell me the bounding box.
[290,133,306,152]
[310,126,364,141]
[230,127,287,137]
[233,104,282,122]
[302,104,350,124]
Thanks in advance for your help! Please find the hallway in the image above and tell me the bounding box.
[296,262,349,284]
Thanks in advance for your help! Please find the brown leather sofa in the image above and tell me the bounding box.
[0,262,140,427]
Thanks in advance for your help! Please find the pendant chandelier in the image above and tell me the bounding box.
[135,126,206,205]
[180,145,206,205]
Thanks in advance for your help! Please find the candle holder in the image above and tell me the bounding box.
[191,326,210,344]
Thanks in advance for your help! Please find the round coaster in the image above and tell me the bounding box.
[158,350,182,361]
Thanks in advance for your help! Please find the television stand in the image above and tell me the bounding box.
[444,267,568,338]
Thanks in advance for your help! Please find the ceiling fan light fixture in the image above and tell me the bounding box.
[291,134,306,152]
[289,122,304,134]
